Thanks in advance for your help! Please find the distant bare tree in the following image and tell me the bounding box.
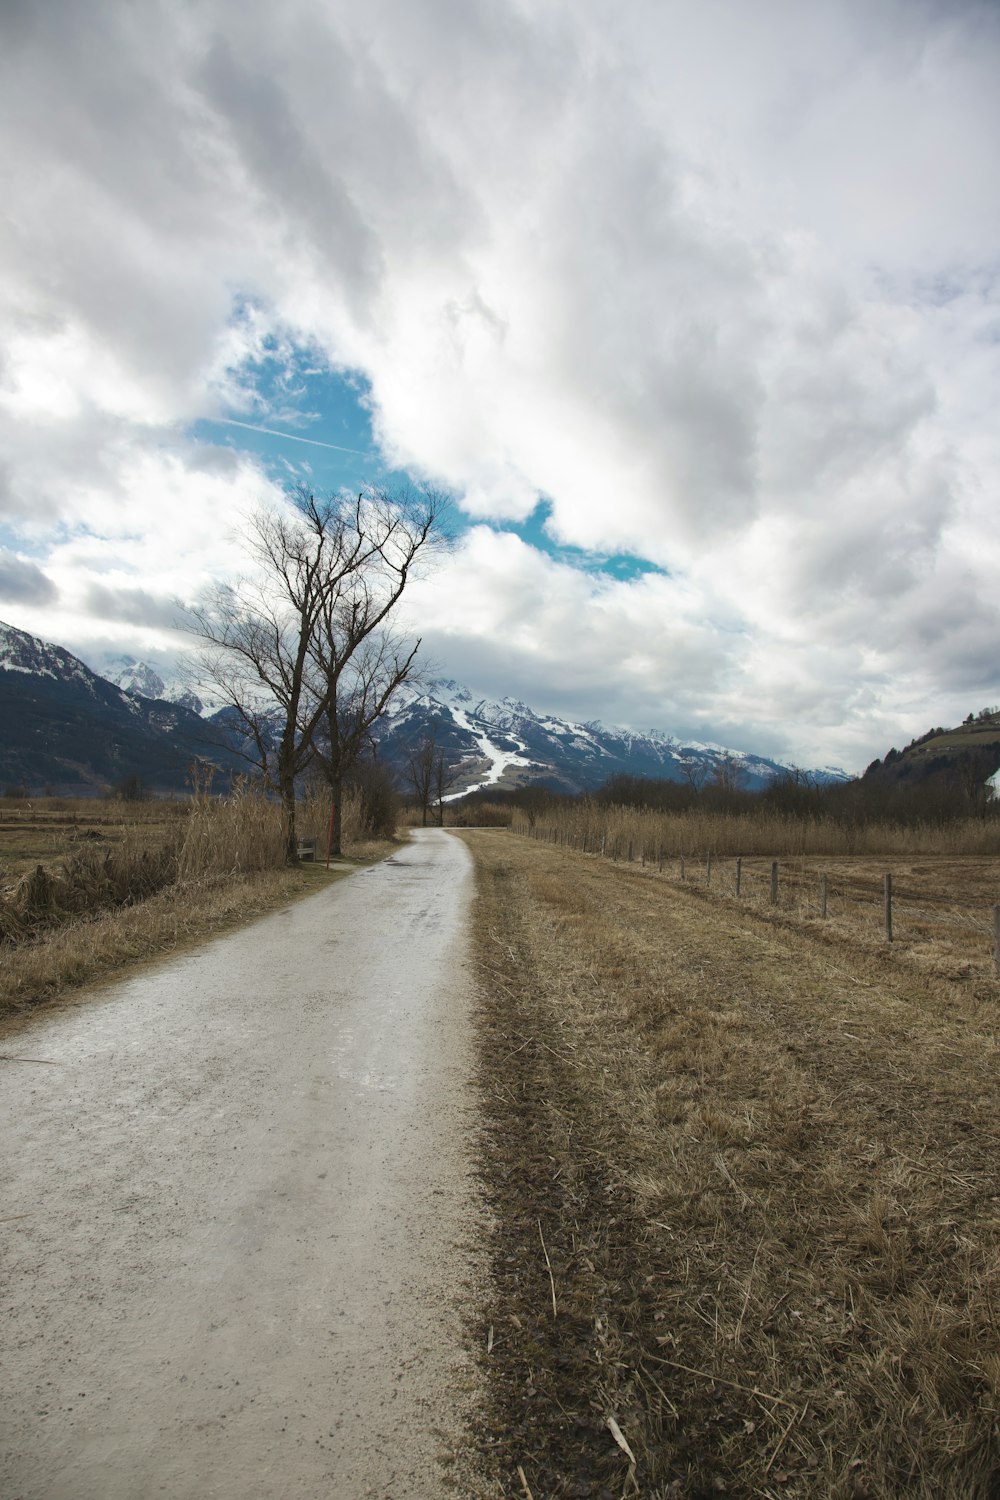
[432,740,462,825]
[956,748,999,820]
[406,725,441,828]
[678,757,709,793]
[710,753,748,793]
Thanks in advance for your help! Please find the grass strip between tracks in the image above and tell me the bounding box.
[460,829,1000,1500]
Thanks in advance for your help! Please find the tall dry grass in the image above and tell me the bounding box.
[514,801,1000,858]
[0,780,387,1018]
[0,838,178,945]
[295,783,369,849]
[176,777,286,877]
[0,781,347,952]
[1,778,389,954]
[398,799,513,828]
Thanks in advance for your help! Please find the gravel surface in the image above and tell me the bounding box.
[1,829,487,1500]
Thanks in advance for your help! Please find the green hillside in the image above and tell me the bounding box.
[864,707,1000,796]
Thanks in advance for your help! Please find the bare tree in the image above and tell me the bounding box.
[192,485,445,862]
[405,726,440,828]
[303,486,446,856]
[432,745,454,825]
[309,631,421,855]
[710,753,748,793]
[678,757,709,793]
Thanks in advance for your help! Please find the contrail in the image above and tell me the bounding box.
[213,417,372,455]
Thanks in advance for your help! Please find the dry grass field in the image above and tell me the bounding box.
[0,786,388,1022]
[0,794,186,883]
[461,829,1000,1499]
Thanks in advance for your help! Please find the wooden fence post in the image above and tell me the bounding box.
[627,840,633,863]
[680,856,686,881]
[884,872,893,943]
[820,873,828,919]
[770,861,779,905]
[735,856,742,896]
[601,834,606,857]
[706,852,712,885]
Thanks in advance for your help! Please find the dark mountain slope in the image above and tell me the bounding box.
[0,622,240,793]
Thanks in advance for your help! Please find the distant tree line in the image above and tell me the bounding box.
[446,748,1000,829]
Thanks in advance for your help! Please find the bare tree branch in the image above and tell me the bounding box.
[189,484,446,861]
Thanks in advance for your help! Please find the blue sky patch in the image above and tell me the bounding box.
[190,353,665,581]
[190,339,388,495]
[500,501,667,581]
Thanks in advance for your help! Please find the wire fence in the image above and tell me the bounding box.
[512,817,1000,978]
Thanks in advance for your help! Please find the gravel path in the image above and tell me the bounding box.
[1,829,486,1500]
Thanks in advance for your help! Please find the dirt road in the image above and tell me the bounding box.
[2,829,487,1500]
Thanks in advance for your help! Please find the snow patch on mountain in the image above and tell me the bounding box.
[445,699,535,797]
[101,654,205,714]
[1,621,115,699]
[377,677,851,795]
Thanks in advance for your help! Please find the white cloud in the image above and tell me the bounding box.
[0,0,998,770]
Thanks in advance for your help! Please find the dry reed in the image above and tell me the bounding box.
[514,802,1000,858]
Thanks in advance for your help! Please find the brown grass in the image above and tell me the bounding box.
[0,784,392,1021]
[463,829,1000,1498]
[517,824,1000,990]
[515,802,1000,858]
[398,800,514,828]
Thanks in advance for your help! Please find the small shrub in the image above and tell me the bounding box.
[351,760,400,839]
[112,774,151,803]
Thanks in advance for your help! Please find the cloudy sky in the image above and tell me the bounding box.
[1,0,998,771]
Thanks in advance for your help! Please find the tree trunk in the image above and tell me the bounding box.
[329,773,344,858]
[280,777,298,864]
[276,733,300,865]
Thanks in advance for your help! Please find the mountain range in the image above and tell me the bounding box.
[376,681,849,797]
[0,619,850,796]
[0,623,242,793]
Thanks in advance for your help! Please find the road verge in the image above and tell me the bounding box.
[461,829,1000,1499]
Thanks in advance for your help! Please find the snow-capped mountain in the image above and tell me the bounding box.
[101,654,204,715]
[376,679,849,796]
[0,620,849,796]
[0,621,241,793]
[1,620,107,688]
